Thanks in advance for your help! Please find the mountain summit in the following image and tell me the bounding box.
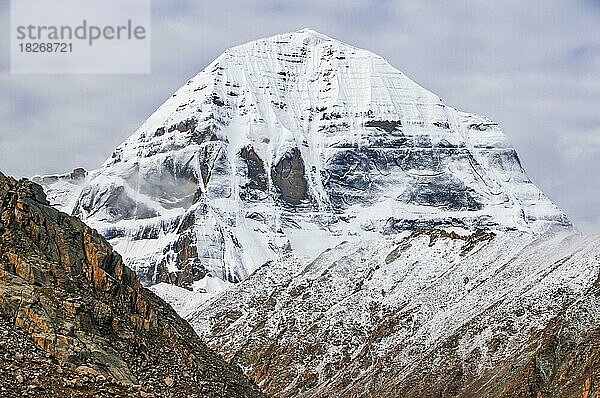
[39,29,569,297]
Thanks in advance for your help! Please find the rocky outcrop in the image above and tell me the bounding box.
[271,148,309,206]
[0,315,136,397]
[240,145,268,201]
[0,172,264,397]
[32,167,88,186]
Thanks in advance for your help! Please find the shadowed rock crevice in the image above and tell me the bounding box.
[400,175,484,211]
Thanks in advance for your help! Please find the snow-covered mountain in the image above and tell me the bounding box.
[37,29,569,297]
[36,29,600,397]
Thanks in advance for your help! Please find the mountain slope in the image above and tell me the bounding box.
[0,172,265,397]
[38,29,569,295]
[187,229,600,397]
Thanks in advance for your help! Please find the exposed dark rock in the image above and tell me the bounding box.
[324,147,387,207]
[468,122,497,131]
[168,117,197,134]
[70,168,88,181]
[75,185,159,222]
[240,145,268,200]
[382,215,496,234]
[409,228,496,255]
[211,94,225,107]
[271,148,309,205]
[400,175,484,211]
[190,124,218,145]
[157,232,203,290]
[32,168,88,187]
[364,120,402,133]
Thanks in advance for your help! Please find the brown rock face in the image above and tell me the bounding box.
[0,172,265,398]
[271,147,309,205]
[157,222,204,289]
[240,145,268,201]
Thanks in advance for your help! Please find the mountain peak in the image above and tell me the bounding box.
[217,27,373,69]
[295,27,322,34]
[40,31,570,296]
[295,27,331,37]
[252,28,339,46]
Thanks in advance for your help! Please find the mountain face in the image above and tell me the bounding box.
[38,29,569,295]
[0,172,264,397]
[34,29,598,397]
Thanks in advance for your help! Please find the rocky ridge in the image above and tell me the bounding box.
[188,228,600,397]
[0,172,264,397]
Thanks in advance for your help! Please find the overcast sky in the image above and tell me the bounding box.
[0,0,598,232]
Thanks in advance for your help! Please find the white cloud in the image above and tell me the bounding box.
[559,129,600,159]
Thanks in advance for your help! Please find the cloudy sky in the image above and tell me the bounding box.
[0,0,598,232]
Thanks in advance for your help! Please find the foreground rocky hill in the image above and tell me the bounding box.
[0,172,264,397]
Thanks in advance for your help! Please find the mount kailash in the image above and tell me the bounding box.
[37,29,600,397]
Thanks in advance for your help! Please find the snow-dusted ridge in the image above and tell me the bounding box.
[188,228,600,397]
[39,29,570,298]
